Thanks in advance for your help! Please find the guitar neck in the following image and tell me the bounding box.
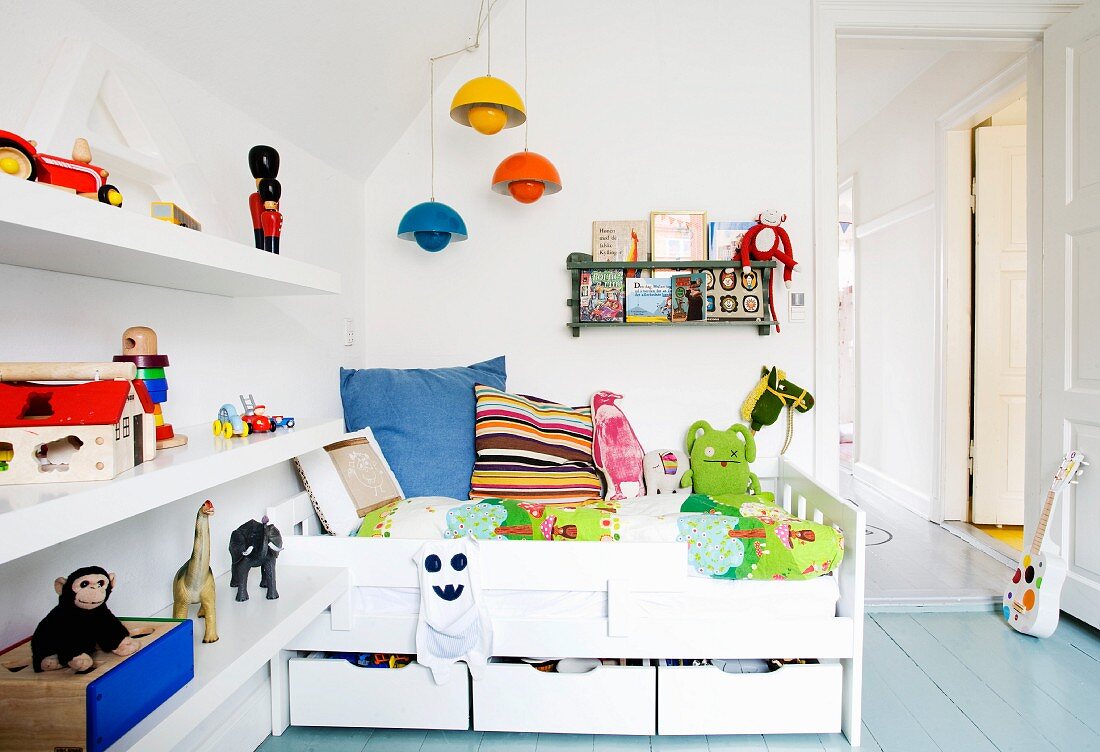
[1031,489,1057,556]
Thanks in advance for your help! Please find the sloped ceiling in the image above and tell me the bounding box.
[837,44,944,144]
[77,0,490,178]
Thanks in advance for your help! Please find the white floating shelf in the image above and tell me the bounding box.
[113,565,349,751]
[0,178,341,296]
[0,417,346,566]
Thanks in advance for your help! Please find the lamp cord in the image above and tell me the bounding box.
[424,0,500,199]
[523,0,528,151]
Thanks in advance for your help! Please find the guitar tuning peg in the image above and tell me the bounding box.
[1071,480,1080,485]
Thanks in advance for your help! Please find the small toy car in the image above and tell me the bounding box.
[240,394,294,432]
[213,404,249,438]
[0,130,123,206]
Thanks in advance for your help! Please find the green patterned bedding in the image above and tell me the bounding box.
[356,492,844,581]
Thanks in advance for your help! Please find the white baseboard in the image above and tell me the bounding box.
[852,462,932,519]
[183,669,272,752]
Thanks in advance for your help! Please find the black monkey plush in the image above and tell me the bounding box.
[31,566,138,673]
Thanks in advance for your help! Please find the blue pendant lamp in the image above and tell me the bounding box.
[399,58,467,251]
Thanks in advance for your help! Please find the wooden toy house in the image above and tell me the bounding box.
[0,379,157,484]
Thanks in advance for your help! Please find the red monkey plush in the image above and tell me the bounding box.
[737,209,797,332]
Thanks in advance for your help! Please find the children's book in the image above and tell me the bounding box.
[671,272,707,322]
[580,269,625,322]
[626,277,673,323]
[708,221,756,261]
[592,220,647,278]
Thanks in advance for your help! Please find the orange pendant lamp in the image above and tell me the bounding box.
[450,1,525,136]
[491,0,561,204]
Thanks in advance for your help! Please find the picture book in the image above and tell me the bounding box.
[626,277,673,323]
[592,220,648,279]
[580,269,625,322]
[708,221,756,261]
[671,272,707,322]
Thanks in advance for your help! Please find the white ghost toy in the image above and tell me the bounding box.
[414,537,493,685]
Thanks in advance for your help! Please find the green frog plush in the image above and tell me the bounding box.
[680,420,764,497]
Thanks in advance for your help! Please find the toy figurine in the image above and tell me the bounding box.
[172,500,218,643]
[258,178,283,254]
[0,130,122,206]
[737,210,798,331]
[228,516,282,601]
[31,566,138,672]
[741,366,814,454]
[248,145,280,249]
[114,326,187,449]
[213,404,249,438]
[591,390,645,501]
[240,394,294,432]
[680,421,763,498]
[643,449,690,494]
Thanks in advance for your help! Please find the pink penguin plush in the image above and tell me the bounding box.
[591,390,645,501]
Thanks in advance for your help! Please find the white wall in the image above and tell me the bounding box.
[0,2,363,747]
[838,50,1020,517]
[363,0,818,465]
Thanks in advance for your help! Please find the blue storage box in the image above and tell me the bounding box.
[0,618,193,752]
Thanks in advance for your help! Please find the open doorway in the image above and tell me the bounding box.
[835,38,1036,603]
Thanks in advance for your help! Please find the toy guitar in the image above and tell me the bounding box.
[1003,450,1087,637]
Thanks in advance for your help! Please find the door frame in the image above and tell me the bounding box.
[837,174,858,468]
[812,1,1074,512]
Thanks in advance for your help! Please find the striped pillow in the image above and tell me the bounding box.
[470,385,603,503]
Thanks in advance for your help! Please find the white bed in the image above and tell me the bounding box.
[267,458,866,743]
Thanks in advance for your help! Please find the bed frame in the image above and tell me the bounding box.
[266,458,865,743]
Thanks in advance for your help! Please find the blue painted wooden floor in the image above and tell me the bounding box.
[258,611,1100,751]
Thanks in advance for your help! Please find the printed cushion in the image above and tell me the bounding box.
[294,427,404,536]
[340,357,507,500]
[470,385,603,503]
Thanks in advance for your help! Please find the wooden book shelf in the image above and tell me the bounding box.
[565,253,777,336]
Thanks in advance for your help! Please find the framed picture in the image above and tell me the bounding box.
[592,220,649,263]
[651,211,707,263]
[708,221,756,261]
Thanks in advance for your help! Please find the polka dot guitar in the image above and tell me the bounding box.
[1004,450,1087,638]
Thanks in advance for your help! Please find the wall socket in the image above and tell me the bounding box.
[343,318,355,346]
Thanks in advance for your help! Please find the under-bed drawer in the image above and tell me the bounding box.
[473,659,656,735]
[289,657,469,730]
[657,661,842,735]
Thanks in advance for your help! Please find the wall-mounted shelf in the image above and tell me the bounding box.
[566,253,777,336]
[0,178,341,296]
[112,565,348,751]
[0,417,346,567]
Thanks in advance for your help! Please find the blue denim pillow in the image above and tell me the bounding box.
[339,357,506,500]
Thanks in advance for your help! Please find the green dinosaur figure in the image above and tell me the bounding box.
[680,420,761,496]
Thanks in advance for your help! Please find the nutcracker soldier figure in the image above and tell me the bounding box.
[259,178,283,255]
[248,145,280,250]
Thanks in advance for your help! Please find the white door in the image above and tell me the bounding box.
[1041,0,1100,627]
[972,125,1028,525]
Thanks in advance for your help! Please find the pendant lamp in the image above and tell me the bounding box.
[398,59,467,252]
[450,1,525,135]
[491,0,561,203]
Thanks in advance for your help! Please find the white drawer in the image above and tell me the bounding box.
[473,660,656,735]
[289,657,469,730]
[657,661,842,735]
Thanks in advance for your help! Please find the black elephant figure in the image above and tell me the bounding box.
[229,517,282,601]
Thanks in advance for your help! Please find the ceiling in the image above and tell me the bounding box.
[836,45,944,144]
[79,0,491,178]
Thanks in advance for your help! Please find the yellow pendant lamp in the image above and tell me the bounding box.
[450,0,525,135]
[492,0,561,204]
